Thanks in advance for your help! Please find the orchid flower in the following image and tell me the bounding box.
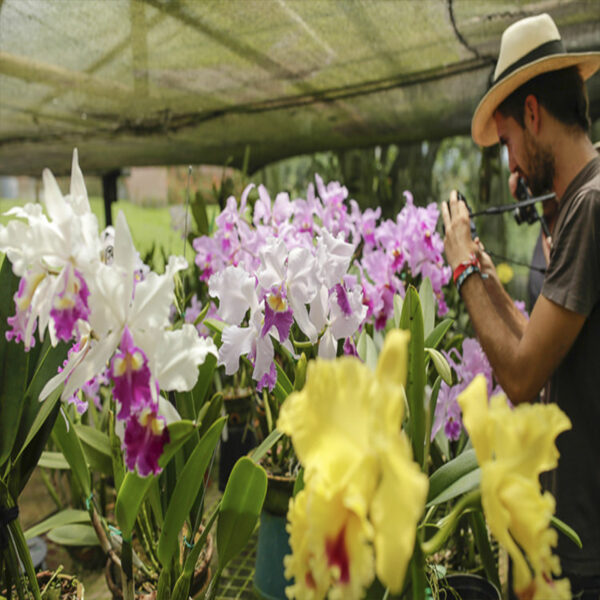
[41,211,216,408]
[277,330,428,598]
[458,376,572,600]
[0,149,101,349]
[208,265,283,391]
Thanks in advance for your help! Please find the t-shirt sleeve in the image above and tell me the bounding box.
[541,189,600,317]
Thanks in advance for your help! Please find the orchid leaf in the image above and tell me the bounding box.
[52,409,91,499]
[25,509,89,540]
[357,330,378,370]
[216,457,267,574]
[46,524,99,546]
[418,277,435,338]
[38,450,70,470]
[393,293,404,328]
[275,361,293,395]
[469,510,501,590]
[75,424,112,476]
[424,317,453,350]
[0,257,26,468]
[115,419,195,540]
[400,286,426,467]
[427,448,478,503]
[250,428,284,464]
[157,417,225,566]
[427,468,481,506]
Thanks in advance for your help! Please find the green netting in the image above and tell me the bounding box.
[0,0,599,175]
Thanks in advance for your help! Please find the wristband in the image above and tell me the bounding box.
[452,253,480,285]
[456,264,481,295]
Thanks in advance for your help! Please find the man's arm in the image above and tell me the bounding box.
[459,273,584,404]
[442,193,585,404]
[476,242,528,338]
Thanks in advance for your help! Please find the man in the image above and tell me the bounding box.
[442,13,600,598]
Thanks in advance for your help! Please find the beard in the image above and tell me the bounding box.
[523,130,555,196]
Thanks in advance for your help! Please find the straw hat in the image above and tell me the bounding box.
[471,13,600,147]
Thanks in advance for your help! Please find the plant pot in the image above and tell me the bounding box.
[104,532,213,600]
[253,473,295,600]
[1,569,84,599]
[440,573,501,600]
[218,424,257,491]
[219,389,257,491]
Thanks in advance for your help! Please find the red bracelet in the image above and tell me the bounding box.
[453,254,480,285]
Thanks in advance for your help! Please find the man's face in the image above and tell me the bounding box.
[494,111,555,196]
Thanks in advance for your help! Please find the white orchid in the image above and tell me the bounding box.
[0,149,102,348]
[41,211,217,403]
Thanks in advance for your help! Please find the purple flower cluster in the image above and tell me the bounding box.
[432,338,504,442]
[194,178,451,333]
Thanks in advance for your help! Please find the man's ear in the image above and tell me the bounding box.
[523,94,541,134]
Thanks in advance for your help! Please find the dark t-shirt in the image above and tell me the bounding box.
[541,155,600,575]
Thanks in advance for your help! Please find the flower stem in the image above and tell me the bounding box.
[421,489,481,556]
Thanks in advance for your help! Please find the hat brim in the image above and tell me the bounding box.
[471,52,600,147]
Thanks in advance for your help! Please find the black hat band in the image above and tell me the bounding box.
[494,39,566,85]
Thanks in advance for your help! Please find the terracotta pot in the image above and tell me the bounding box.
[104,533,213,599]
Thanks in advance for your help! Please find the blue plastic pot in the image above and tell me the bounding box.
[253,509,292,600]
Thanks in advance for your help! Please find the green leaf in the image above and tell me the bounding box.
[24,509,89,540]
[203,317,225,335]
[250,428,283,464]
[275,361,293,395]
[469,510,501,590]
[192,352,218,417]
[427,448,478,503]
[393,293,404,329]
[216,457,267,570]
[0,337,29,468]
[551,515,582,549]
[75,424,112,476]
[424,317,453,350]
[38,451,71,470]
[418,277,435,338]
[426,348,453,385]
[427,468,481,506]
[157,417,225,566]
[115,420,195,540]
[197,392,223,439]
[357,330,378,370]
[52,410,91,499]
[108,410,125,494]
[191,190,210,236]
[46,524,100,547]
[400,286,426,467]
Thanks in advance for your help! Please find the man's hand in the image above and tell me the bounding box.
[441,190,478,271]
[474,237,498,282]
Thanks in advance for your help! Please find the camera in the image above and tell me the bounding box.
[513,178,540,225]
[456,191,478,239]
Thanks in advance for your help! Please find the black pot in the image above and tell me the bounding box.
[218,424,257,491]
[440,573,501,600]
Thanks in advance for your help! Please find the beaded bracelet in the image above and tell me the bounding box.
[456,264,481,295]
[452,253,480,285]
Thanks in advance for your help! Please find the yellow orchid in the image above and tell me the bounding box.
[458,375,572,599]
[277,330,428,599]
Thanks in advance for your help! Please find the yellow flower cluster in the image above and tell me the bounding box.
[277,330,428,599]
[458,376,572,600]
